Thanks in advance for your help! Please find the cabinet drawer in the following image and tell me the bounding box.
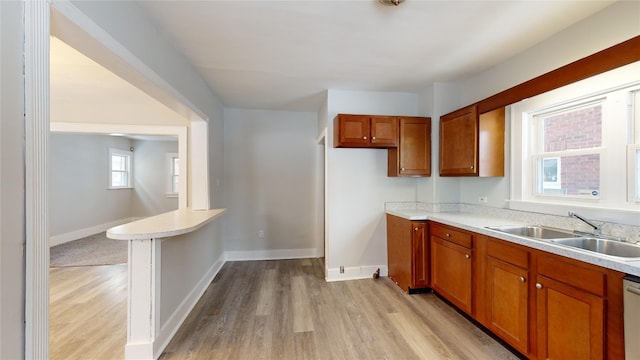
[487,238,529,269]
[537,253,605,297]
[430,223,472,248]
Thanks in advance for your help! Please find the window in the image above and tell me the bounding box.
[166,153,179,197]
[511,62,640,213]
[109,148,133,189]
[532,101,602,198]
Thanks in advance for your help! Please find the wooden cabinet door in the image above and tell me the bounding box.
[411,222,429,289]
[431,236,472,314]
[536,275,605,360]
[386,214,412,292]
[370,116,398,147]
[388,117,431,176]
[334,114,371,147]
[486,257,529,355]
[439,105,478,176]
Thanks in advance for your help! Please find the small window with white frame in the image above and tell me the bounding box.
[109,148,133,189]
[166,153,179,197]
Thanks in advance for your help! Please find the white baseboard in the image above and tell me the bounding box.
[49,218,136,247]
[224,248,320,261]
[154,253,226,359]
[326,265,388,282]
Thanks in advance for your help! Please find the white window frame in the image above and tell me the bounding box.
[166,152,179,198]
[541,156,562,190]
[108,147,133,189]
[629,145,640,202]
[509,62,640,223]
[629,90,640,202]
[529,98,605,200]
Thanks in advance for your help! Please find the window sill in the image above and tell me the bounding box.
[165,193,178,198]
[108,186,133,190]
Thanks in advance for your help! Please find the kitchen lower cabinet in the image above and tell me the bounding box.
[484,239,530,355]
[385,218,626,359]
[534,252,621,360]
[430,222,473,314]
[535,275,604,360]
[486,257,529,354]
[386,214,429,292]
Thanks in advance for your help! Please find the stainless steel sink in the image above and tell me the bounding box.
[551,237,640,259]
[486,225,579,240]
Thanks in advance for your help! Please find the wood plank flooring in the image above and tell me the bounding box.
[161,258,519,360]
[49,264,127,360]
[50,259,520,359]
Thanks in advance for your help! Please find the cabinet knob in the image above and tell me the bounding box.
[470,165,474,169]
[465,254,470,259]
[535,283,543,289]
[445,233,451,237]
[519,276,526,283]
[401,168,405,172]
[363,136,367,140]
[372,136,376,140]
[414,227,419,231]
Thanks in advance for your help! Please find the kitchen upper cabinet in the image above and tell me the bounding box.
[333,114,398,148]
[430,222,473,314]
[386,214,429,293]
[439,105,504,177]
[485,239,530,355]
[388,116,431,177]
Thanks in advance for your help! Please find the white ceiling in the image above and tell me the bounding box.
[50,36,189,127]
[135,0,615,111]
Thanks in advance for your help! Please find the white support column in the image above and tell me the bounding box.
[24,1,50,358]
[125,238,162,360]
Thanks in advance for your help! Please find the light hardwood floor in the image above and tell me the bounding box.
[50,259,520,360]
[50,264,127,360]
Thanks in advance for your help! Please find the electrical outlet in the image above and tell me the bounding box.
[258,230,264,238]
[340,266,344,274]
[479,196,488,203]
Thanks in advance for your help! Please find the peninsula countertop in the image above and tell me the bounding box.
[385,208,640,277]
[107,208,226,240]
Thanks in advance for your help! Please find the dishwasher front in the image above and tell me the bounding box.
[624,275,640,360]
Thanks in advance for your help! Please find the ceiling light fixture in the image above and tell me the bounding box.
[378,0,404,6]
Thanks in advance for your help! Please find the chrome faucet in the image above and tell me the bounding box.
[568,211,601,235]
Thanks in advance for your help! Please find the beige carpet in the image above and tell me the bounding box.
[50,232,128,267]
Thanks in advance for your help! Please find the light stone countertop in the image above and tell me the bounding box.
[385,208,640,277]
[107,208,226,240]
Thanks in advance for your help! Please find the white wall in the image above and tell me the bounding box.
[223,108,318,258]
[131,139,179,218]
[417,82,461,204]
[325,90,425,280]
[50,134,180,242]
[50,133,134,239]
[0,1,25,358]
[451,1,640,210]
[459,1,640,110]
